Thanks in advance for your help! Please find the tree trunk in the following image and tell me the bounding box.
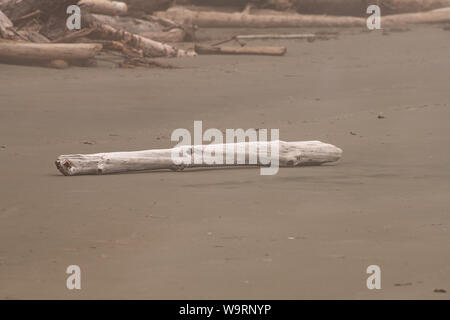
[195,44,287,56]
[0,42,102,61]
[55,140,343,176]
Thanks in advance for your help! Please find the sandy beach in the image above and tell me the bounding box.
[0,25,449,299]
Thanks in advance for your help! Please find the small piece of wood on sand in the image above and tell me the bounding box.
[195,44,287,56]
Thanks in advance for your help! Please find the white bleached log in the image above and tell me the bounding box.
[55,140,343,176]
[78,0,128,16]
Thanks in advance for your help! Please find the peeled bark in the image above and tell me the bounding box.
[78,0,128,16]
[55,140,343,176]
[0,42,102,61]
[195,44,287,55]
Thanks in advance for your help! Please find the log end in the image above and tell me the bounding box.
[55,154,103,176]
[280,141,343,166]
[55,158,73,176]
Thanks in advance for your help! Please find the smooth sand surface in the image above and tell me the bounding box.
[0,26,449,299]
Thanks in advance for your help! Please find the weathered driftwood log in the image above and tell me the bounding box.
[155,7,366,28]
[236,33,315,40]
[0,42,102,61]
[0,9,14,39]
[195,44,287,56]
[88,18,195,57]
[55,141,343,176]
[88,14,187,42]
[156,6,450,28]
[79,0,128,16]
[383,7,450,26]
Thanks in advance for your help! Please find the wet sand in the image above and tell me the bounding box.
[0,26,449,299]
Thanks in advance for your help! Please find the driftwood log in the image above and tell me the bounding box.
[90,21,194,57]
[88,14,188,42]
[383,7,450,26]
[235,33,315,40]
[195,44,287,56]
[79,0,128,16]
[155,7,366,28]
[0,42,102,61]
[156,6,450,28]
[55,140,343,176]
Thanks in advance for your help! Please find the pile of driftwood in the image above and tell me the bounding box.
[0,0,197,68]
[1,0,450,68]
